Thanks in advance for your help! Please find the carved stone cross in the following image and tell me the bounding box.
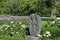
[28,14,41,40]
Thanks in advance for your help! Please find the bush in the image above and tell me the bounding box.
[41,20,60,39]
[0,20,28,40]
[0,0,56,17]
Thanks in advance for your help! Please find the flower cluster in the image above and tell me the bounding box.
[51,21,55,24]
[45,31,51,37]
[37,31,51,40]
[0,21,28,36]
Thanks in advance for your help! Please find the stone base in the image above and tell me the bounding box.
[27,36,39,40]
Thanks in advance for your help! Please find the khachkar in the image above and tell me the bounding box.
[28,14,41,40]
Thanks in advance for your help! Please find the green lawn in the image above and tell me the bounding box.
[0,20,59,40]
[0,20,28,40]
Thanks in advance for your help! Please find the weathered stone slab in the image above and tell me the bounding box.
[29,14,41,37]
[0,16,29,21]
[28,36,39,40]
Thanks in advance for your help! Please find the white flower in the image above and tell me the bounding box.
[19,22,22,24]
[46,31,50,34]
[11,21,13,24]
[21,24,26,28]
[11,32,14,34]
[16,32,19,34]
[51,21,55,24]
[11,28,13,30]
[5,28,8,30]
[56,18,60,20]
[48,34,51,36]
[37,34,42,37]
[6,25,9,27]
[43,34,46,36]
[46,34,51,37]
[1,30,3,31]
[47,35,49,37]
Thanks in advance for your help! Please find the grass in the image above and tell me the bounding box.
[0,20,28,40]
[0,35,28,40]
[0,20,59,40]
[42,20,60,40]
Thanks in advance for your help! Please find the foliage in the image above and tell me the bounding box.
[0,35,28,40]
[0,0,60,17]
[0,0,56,16]
[41,20,60,40]
[0,19,60,40]
[0,20,28,40]
[55,2,60,17]
[53,37,60,40]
